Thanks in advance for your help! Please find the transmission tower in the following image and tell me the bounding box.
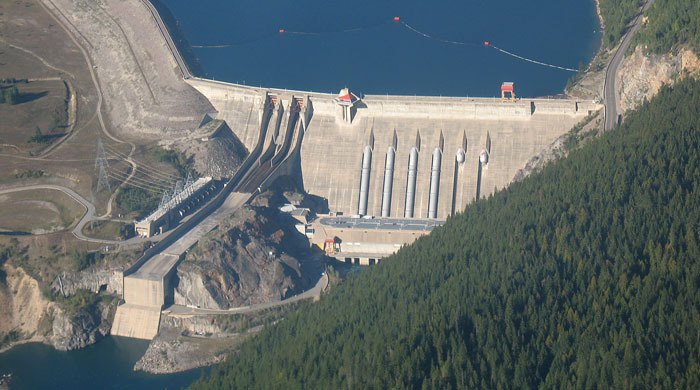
[159,189,171,209]
[95,138,111,193]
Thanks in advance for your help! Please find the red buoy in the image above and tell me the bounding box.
[279,28,285,33]
[393,16,401,22]
[483,41,490,47]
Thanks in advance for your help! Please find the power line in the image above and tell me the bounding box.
[107,173,167,193]
[95,138,111,193]
[107,170,172,192]
[104,149,182,182]
[103,144,182,181]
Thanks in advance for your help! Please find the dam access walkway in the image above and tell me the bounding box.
[112,93,311,340]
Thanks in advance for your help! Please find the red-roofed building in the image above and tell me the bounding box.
[334,88,360,124]
[501,82,516,102]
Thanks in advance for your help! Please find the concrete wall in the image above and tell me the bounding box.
[188,78,602,220]
[111,304,161,340]
[298,111,591,219]
[123,276,164,307]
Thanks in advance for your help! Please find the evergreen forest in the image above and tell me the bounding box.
[635,0,700,53]
[193,78,700,388]
[599,0,700,53]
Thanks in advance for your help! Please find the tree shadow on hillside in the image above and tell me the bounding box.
[16,91,48,104]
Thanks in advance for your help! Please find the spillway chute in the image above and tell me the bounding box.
[381,147,395,217]
[358,145,373,216]
[428,147,442,219]
[404,147,419,218]
[479,149,489,165]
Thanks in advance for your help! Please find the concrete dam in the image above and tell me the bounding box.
[187,79,600,220]
[110,2,601,341]
[112,83,599,339]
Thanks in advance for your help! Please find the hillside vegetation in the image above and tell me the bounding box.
[599,0,700,53]
[635,0,700,53]
[193,77,700,388]
[599,0,641,48]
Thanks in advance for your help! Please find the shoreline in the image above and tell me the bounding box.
[142,0,604,100]
[140,0,193,79]
[0,336,45,355]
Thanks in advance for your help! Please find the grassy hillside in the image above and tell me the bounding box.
[193,79,700,388]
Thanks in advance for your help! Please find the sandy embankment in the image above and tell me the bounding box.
[41,0,212,141]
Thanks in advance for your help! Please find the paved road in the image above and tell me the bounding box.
[40,0,142,219]
[604,0,657,131]
[164,273,329,316]
[0,184,156,246]
[0,185,109,243]
[319,216,444,231]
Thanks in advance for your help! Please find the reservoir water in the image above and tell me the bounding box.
[0,337,204,389]
[159,0,601,97]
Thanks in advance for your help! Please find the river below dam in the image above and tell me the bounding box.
[158,0,601,97]
[0,337,203,389]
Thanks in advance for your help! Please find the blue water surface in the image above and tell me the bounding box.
[0,337,205,389]
[161,0,601,97]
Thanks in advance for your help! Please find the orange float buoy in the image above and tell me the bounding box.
[484,41,490,47]
[279,28,285,33]
[393,16,400,22]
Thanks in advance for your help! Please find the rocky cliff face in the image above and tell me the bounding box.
[48,301,115,351]
[50,267,123,296]
[0,265,52,342]
[618,47,700,112]
[160,120,248,180]
[174,206,307,309]
[0,264,117,352]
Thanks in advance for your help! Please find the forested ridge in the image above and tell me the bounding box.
[193,79,700,389]
[636,0,700,53]
[599,0,700,53]
[598,0,642,48]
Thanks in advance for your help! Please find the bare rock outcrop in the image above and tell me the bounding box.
[0,265,53,340]
[160,120,249,179]
[174,206,306,309]
[618,47,700,112]
[50,267,123,297]
[134,315,251,374]
[0,264,117,352]
[48,300,115,351]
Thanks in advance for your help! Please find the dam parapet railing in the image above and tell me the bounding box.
[185,77,601,120]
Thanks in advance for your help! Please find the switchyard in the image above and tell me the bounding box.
[134,176,220,237]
